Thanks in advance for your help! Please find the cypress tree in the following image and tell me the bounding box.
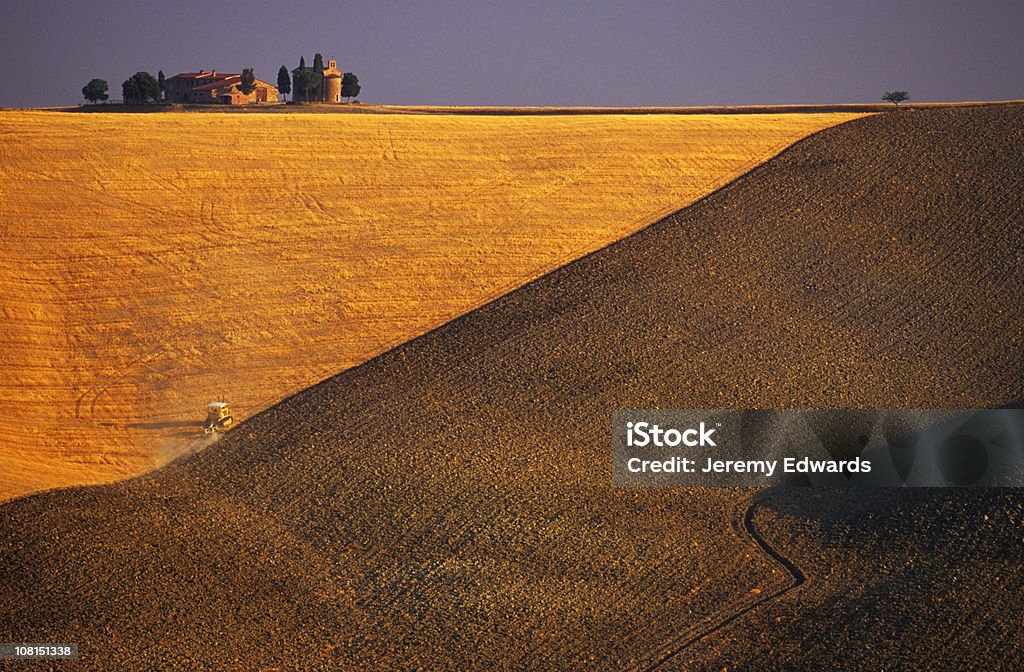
[277,65,291,101]
[312,53,325,100]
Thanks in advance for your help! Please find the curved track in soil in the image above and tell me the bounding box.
[639,497,807,671]
[1,105,1023,670]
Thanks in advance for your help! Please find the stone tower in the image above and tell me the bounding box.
[322,59,342,103]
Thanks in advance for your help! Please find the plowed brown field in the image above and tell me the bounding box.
[0,110,856,500]
[0,105,1021,670]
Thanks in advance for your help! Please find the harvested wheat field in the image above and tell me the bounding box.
[0,110,857,501]
[0,105,1021,670]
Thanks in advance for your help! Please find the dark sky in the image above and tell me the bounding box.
[2,0,1022,108]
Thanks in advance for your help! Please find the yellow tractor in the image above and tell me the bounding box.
[203,401,234,435]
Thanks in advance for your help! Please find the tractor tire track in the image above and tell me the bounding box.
[636,495,805,671]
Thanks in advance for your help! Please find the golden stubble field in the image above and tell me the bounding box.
[0,110,860,500]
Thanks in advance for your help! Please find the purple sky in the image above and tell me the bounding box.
[1,0,1022,108]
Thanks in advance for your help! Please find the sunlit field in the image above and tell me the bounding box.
[0,110,860,500]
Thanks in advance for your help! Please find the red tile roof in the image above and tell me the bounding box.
[191,76,241,92]
[168,72,239,80]
[191,76,276,92]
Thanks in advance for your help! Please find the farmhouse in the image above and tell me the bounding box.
[165,69,278,105]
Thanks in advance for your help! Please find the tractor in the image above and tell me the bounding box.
[203,401,234,434]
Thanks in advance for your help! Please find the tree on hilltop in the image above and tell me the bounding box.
[81,78,109,104]
[277,65,291,101]
[341,72,361,102]
[239,68,257,95]
[158,70,166,100]
[312,53,325,100]
[122,71,160,104]
[293,68,323,103]
[299,55,306,71]
[882,90,910,107]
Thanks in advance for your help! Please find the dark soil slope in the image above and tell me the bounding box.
[2,105,1023,670]
[674,489,1024,670]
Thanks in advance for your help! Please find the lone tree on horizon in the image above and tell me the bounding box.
[341,72,360,102]
[277,65,291,101]
[122,71,160,104]
[157,70,166,100]
[81,78,109,104]
[239,68,257,95]
[882,90,910,107]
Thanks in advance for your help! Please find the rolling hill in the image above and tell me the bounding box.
[0,104,1022,670]
[0,110,855,501]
